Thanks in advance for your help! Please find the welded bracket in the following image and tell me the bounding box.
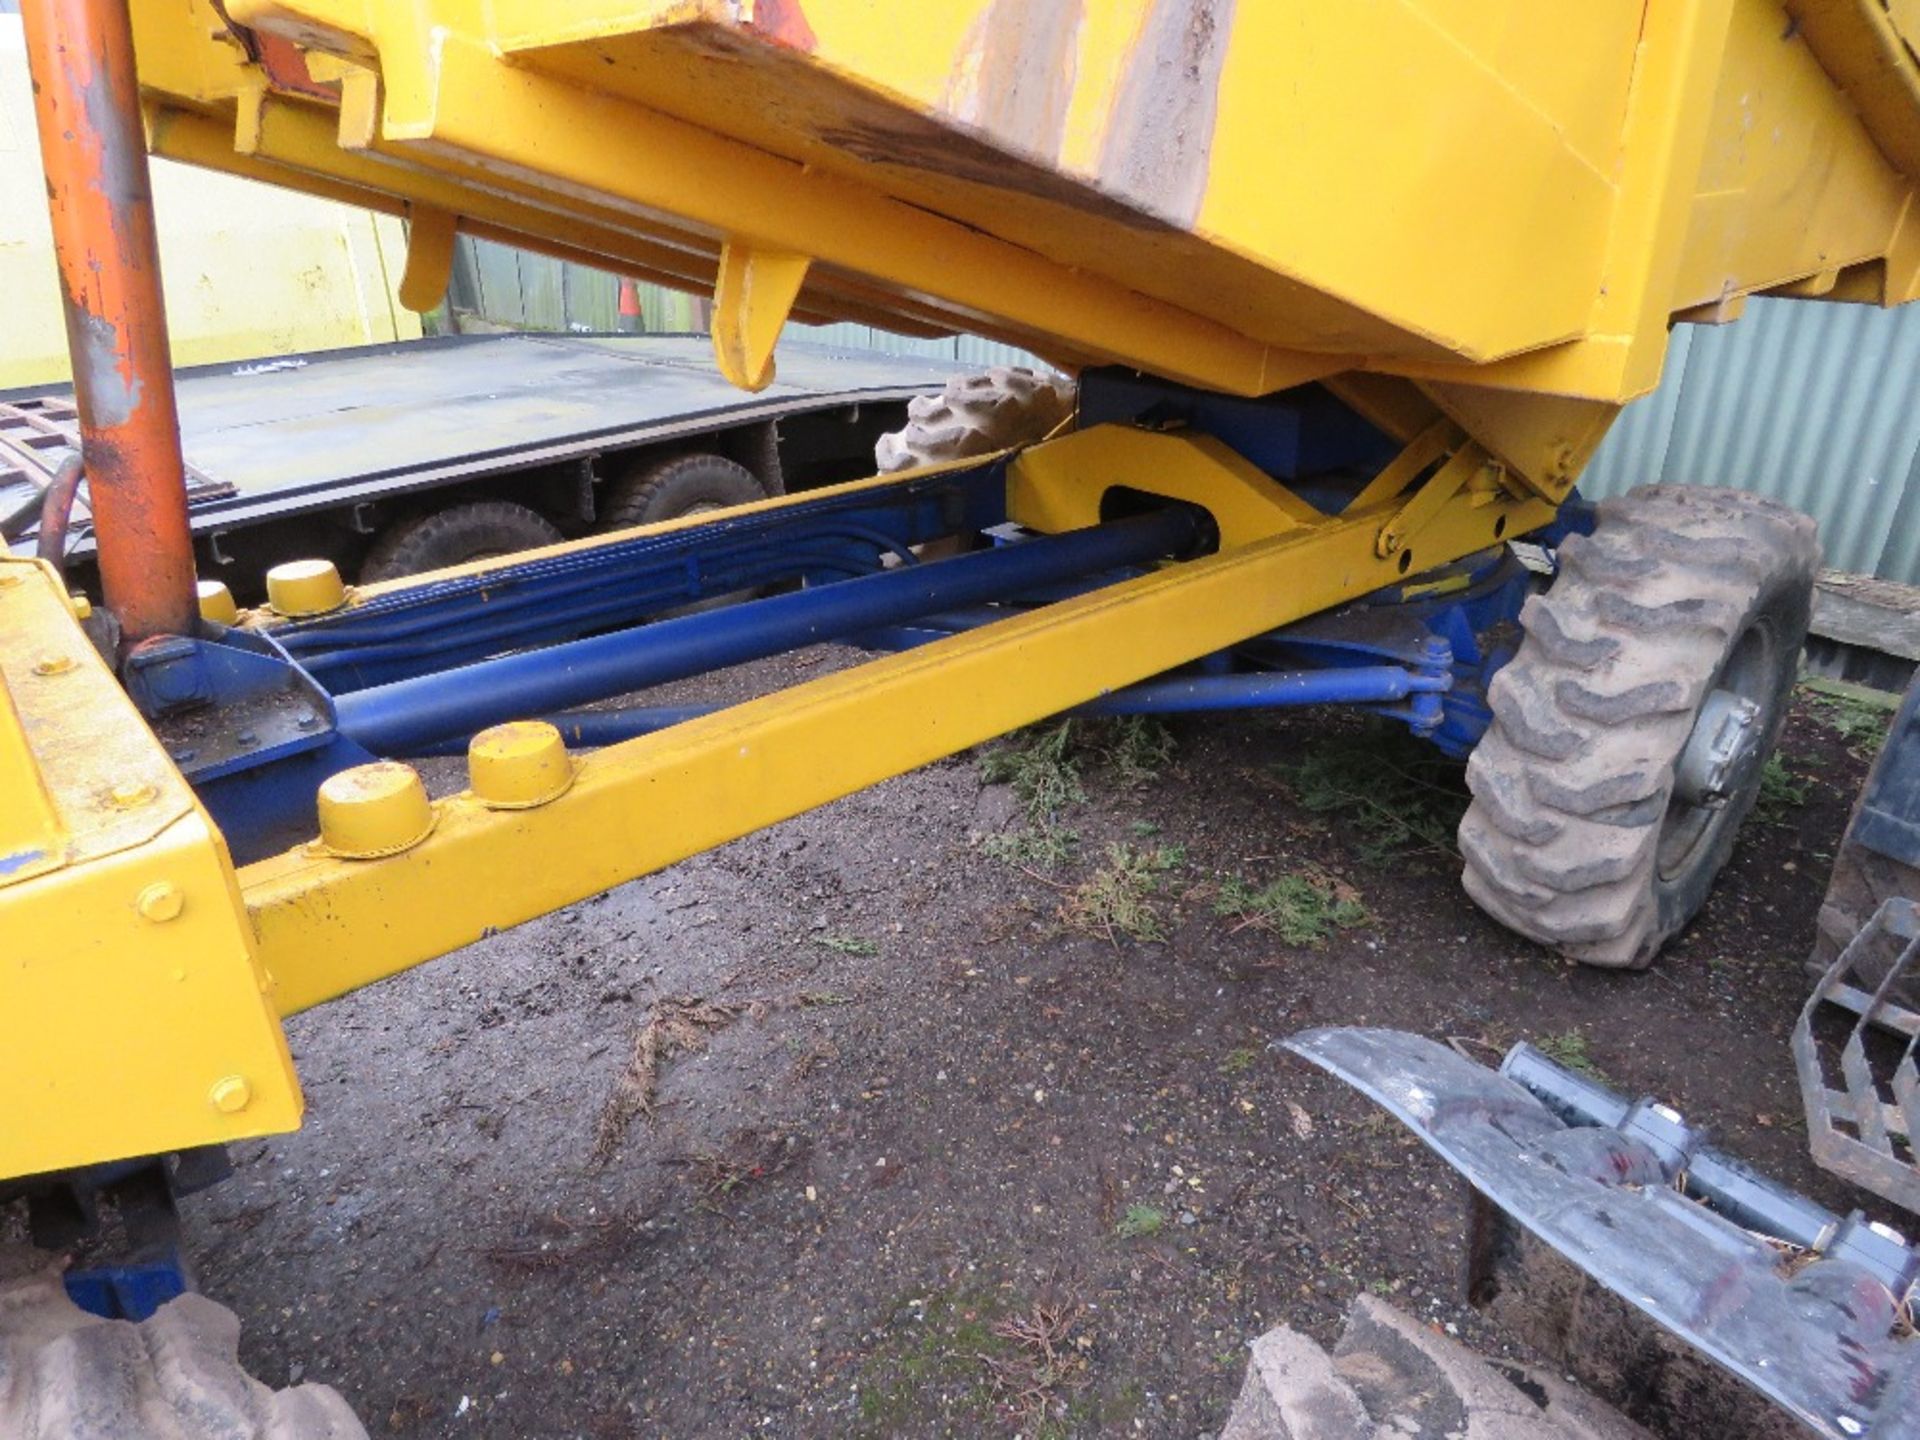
[712,241,811,391]
[1375,442,1496,559]
[398,204,457,312]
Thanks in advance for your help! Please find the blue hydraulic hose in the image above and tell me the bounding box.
[336,507,1205,756]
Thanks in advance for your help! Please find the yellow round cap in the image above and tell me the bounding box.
[316,761,434,857]
[468,720,574,808]
[196,579,239,625]
[266,559,346,617]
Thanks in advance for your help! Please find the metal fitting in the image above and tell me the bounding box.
[266,559,347,617]
[1674,688,1763,807]
[32,653,74,677]
[316,761,435,858]
[136,881,185,923]
[106,779,158,809]
[468,720,575,808]
[208,1075,253,1115]
[196,579,240,625]
[68,592,92,620]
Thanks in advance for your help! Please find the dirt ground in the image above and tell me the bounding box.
[172,657,1891,1439]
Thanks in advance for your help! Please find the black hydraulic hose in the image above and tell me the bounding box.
[33,454,85,570]
[0,453,81,546]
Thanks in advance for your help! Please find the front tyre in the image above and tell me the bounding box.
[1458,485,1818,968]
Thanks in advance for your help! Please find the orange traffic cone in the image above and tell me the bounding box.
[617,277,641,333]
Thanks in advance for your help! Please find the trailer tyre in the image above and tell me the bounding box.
[1458,485,1818,968]
[360,500,564,582]
[0,1250,367,1438]
[874,367,1074,473]
[599,453,767,531]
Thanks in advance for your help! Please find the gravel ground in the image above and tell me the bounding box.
[153,661,1888,1438]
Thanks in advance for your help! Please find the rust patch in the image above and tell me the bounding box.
[817,113,1177,232]
[748,0,818,53]
[253,31,343,104]
[948,0,1084,163]
[1097,0,1235,230]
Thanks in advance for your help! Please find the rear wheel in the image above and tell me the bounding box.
[0,1249,367,1438]
[360,499,563,582]
[598,453,767,531]
[1458,485,1818,967]
[874,367,1074,473]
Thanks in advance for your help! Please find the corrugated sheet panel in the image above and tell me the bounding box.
[788,320,1041,371]
[1583,298,1920,582]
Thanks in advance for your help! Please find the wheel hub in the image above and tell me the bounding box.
[1673,687,1764,808]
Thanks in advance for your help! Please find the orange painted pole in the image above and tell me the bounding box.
[21,0,197,641]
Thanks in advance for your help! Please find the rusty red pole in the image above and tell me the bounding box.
[21,0,197,641]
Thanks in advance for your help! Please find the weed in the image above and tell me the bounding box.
[1060,842,1185,944]
[982,1298,1090,1430]
[980,721,1085,824]
[1274,723,1470,864]
[1800,679,1895,757]
[1214,870,1370,945]
[1113,1204,1166,1239]
[683,1129,798,1208]
[592,997,739,1162]
[797,989,853,1007]
[979,717,1177,826]
[1219,1046,1258,1077]
[1534,1028,1606,1081]
[1093,716,1176,785]
[1752,754,1808,826]
[1127,819,1161,838]
[812,933,879,956]
[980,822,1080,871]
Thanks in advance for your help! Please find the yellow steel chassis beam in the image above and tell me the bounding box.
[0,430,1545,1181]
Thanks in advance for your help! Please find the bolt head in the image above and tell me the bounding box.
[136,881,185,922]
[209,1075,252,1114]
[107,779,158,809]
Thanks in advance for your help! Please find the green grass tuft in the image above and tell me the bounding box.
[1533,1028,1606,1081]
[1272,723,1470,865]
[1113,1204,1166,1239]
[812,933,879,956]
[1213,870,1371,945]
[1060,842,1185,944]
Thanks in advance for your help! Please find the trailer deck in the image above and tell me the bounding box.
[1,331,959,588]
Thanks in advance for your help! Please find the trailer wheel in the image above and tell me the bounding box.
[599,453,767,531]
[874,367,1074,473]
[1458,485,1817,968]
[0,1250,367,1438]
[360,499,564,582]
